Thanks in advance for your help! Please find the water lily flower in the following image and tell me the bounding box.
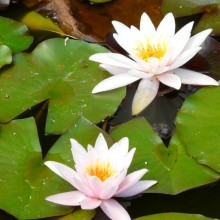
[45,133,156,220]
[89,12,219,115]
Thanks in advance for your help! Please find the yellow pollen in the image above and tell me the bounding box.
[86,161,115,181]
[133,39,167,62]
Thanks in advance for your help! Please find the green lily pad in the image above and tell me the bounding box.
[0,38,125,134]
[0,116,112,219]
[161,0,220,34]
[176,86,220,172]
[135,213,215,220]
[0,16,33,53]
[0,44,12,68]
[110,118,219,194]
[54,209,96,220]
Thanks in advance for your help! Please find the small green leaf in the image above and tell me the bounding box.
[110,118,219,194]
[54,209,96,220]
[161,0,220,34]
[0,16,33,53]
[0,38,125,134]
[135,213,215,220]
[0,44,12,68]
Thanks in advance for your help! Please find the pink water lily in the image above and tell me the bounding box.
[89,12,219,115]
[45,133,156,220]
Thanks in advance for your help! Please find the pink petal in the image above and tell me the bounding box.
[100,184,118,200]
[44,161,92,196]
[71,139,87,166]
[92,74,140,94]
[140,12,156,36]
[157,13,175,37]
[132,78,159,115]
[175,68,219,86]
[46,191,86,206]
[115,180,157,197]
[115,169,147,195]
[157,73,181,89]
[100,199,131,220]
[123,148,136,169]
[87,175,104,197]
[103,168,128,190]
[109,137,129,159]
[94,133,108,153]
[81,197,101,209]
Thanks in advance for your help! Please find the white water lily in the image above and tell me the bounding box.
[45,133,156,220]
[90,12,219,115]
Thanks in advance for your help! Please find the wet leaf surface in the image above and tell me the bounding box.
[176,86,220,172]
[0,38,125,134]
[0,16,33,53]
[135,213,215,220]
[110,117,219,194]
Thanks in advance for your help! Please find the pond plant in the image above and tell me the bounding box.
[0,0,220,220]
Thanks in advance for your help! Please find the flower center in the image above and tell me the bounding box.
[86,160,115,181]
[133,38,167,62]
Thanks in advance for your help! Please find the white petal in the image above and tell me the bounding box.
[115,180,157,197]
[100,199,131,220]
[140,12,156,36]
[175,68,219,86]
[115,169,148,195]
[184,29,212,51]
[44,161,91,196]
[89,53,140,69]
[157,73,181,89]
[170,22,194,62]
[46,191,86,206]
[112,21,131,37]
[100,185,118,200]
[169,47,201,70]
[92,74,140,94]
[71,139,87,165]
[94,133,108,153]
[100,64,129,75]
[113,33,136,55]
[109,137,129,159]
[157,13,175,37]
[132,78,159,115]
[87,175,104,198]
[129,54,151,72]
[81,197,101,209]
[123,148,136,169]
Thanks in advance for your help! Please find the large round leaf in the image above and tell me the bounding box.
[110,118,219,194]
[135,213,214,220]
[176,86,220,172]
[161,0,220,34]
[0,38,125,134]
[0,16,33,53]
[0,116,112,219]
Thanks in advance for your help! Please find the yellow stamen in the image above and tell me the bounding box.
[133,38,167,61]
[86,160,115,181]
